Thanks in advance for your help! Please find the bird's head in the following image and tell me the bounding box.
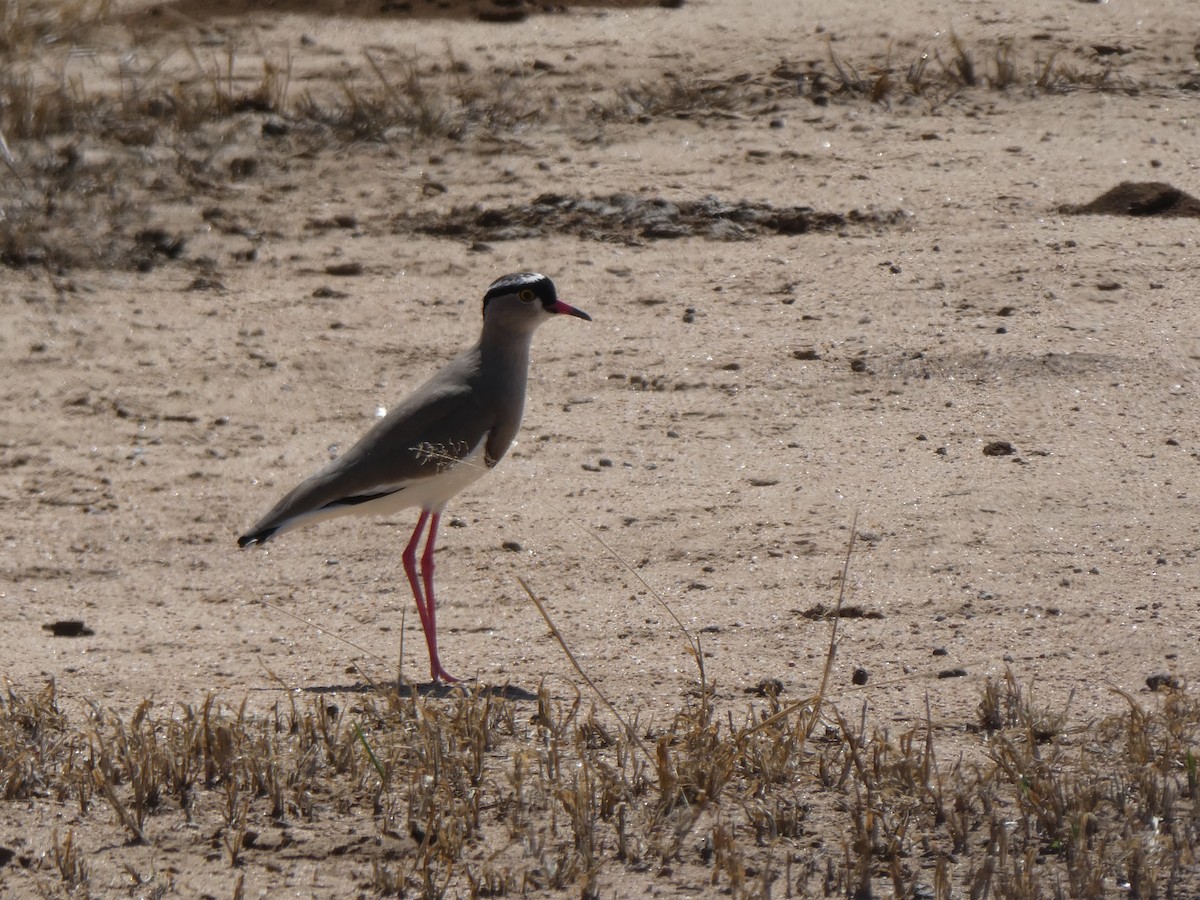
[481,272,591,327]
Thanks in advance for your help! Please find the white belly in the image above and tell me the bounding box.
[361,439,490,516]
[263,439,493,540]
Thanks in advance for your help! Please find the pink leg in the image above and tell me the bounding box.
[419,512,458,683]
[401,510,436,676]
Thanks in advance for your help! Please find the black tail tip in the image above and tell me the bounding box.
[237,529,274,549]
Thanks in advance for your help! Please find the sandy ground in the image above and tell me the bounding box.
[2,0,1200,895]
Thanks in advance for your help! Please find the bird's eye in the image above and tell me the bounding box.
[518,289,536,303]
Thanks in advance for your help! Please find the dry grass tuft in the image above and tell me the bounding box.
[821,34,1138,105]
[0,21,1164,273]
[293,51,541,143]
[0,0,112,55]
[596,72,760,122]
[2,653,1198,896]
[10,533,1192,895]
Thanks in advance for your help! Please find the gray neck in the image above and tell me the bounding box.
[478,321,536,398]
[480,318,535,366]
[474,320,537,461]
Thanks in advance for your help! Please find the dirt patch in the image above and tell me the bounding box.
[401,192,908,244]
[1059,180,1200,217]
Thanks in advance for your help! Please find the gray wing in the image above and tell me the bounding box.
[239,358,497,545]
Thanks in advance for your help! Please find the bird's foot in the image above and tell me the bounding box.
[430,663,460,685]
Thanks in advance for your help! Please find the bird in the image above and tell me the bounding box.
[237,272,591,684]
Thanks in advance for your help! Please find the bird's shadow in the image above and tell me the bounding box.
[299,680,538,702]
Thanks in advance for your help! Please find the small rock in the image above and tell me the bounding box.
[325,262,363,277]
[501,540,523,552]
[936,668,968,679]
[852,667,869,686]
[43,620,94,637]
[983,441,1015,457]
[312,286,349,299]
[1146,672,1181,692]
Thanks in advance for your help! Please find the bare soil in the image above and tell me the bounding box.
[3,0,1200,896]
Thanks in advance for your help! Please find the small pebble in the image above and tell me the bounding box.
[42,620,94,637]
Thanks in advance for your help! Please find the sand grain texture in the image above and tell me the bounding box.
[2,0,1199,895]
